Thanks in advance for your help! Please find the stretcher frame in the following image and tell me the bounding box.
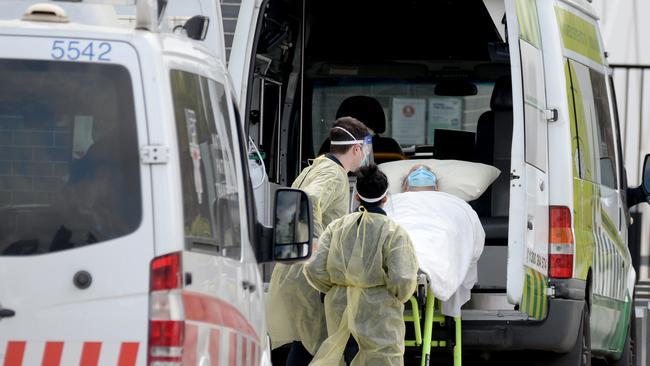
[404,282,462,366]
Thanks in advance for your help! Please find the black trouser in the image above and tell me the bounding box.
[344,336,359,364]
[285,338,358,366]
[286,341,313,366]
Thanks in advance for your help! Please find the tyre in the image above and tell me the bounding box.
[610,310,635,366]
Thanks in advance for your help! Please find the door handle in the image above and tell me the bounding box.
[527,221,534,230]
[0,308,15,318]
[242,280,256,293]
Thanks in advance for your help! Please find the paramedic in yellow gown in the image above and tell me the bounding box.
[267,117,370,365]
[304,165,419,366]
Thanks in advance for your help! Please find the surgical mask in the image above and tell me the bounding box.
[408,167,437,188]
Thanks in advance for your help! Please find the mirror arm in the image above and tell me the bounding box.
[626,185,647,208]
[256,222,274,263]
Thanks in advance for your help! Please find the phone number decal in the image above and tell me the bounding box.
[51,40,112,61]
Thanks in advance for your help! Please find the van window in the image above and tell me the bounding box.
[310,80,494,155]
[170,70,242,259]
[590,70,618,189]
[0,60,142,256]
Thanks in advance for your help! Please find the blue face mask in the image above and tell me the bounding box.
[408,167,437,188]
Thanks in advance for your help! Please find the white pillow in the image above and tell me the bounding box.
[378,159,500,201]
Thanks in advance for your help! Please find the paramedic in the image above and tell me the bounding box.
[402,164,438,192]
[267,117,370,366]
[304,164,418,366]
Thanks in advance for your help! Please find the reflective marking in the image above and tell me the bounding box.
[116,343,139,366]
[183,325,198,366]
[4,341,26,366]
[241,337,248,366]
[183,292,259,341]
[229,333,237,366]
[209,329,221,366]
[79,342,101,366]
[41,342,64,366]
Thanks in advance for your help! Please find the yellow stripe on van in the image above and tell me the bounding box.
[516,0,542,48]
[573,178,596,281]
[555,7,603,65]
[520,268,548,320]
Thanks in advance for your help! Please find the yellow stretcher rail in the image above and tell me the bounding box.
[404,289,462,366]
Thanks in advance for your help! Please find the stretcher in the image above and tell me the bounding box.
[404,274,462,366]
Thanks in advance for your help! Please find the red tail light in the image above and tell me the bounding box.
[150,252,182,291]
[549,206,574,279]
[148,253,184,366]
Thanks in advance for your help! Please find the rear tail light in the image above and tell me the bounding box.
[549,206,574,279]
[148,252,184,366]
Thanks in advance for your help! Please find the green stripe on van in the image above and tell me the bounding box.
[555,7,603,65]
[520,268,548,320]
[516,0,542,47]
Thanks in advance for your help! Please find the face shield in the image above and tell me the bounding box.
[330,127,373,167]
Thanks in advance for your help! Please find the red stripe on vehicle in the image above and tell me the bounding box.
[117,343,139,366]
[182,324,198,366]
[251,342,257,366]
[79,342,101,366]
[209,329,220,366]
[229,333,237,366]
[183,292,259,341]
[242,336,248,366]
[41,342,64,366]
[3,341,26,366]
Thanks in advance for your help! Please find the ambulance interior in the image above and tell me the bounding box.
[246,0,518,316]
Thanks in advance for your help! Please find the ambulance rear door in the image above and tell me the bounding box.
[0,34,153,364]
[504,0,551,320]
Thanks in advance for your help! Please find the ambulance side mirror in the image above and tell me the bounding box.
[272,189,313,262]
[628,154,650,208]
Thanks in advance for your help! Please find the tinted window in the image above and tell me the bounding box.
[590,70,617,189]
[0,60,141,256]
[171,70,242,259]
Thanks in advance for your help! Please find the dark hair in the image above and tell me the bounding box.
[329,117,369,154]
[356,164,388,206]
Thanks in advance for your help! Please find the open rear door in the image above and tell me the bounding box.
[504,0,550,320]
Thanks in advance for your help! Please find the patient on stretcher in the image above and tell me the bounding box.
[385,165,485,317]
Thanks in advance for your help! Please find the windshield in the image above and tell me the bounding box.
[310,79,495,157]
[0,59,141,256]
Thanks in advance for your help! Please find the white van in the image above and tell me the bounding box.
[0,1,312,365]
[231,0,650,363]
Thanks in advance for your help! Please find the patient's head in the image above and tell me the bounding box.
[402,165,438,192]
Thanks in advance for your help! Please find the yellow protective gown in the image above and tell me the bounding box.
[304,209,418,366]
[267,156,350,354]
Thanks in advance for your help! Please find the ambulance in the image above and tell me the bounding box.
[0,1,313,365]
[230,0,650,364]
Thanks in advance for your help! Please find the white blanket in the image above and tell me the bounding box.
[386,191,485,317]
